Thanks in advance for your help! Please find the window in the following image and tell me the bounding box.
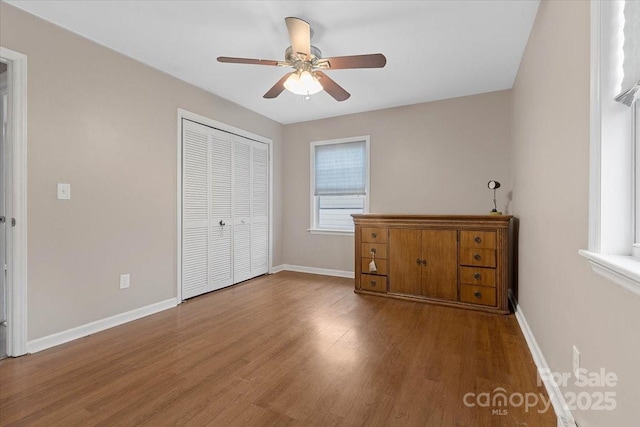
[580,0,640,296]
[310,136,370,234]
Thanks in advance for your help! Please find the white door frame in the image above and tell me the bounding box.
[176,109,273,302]
[0,47,28,357]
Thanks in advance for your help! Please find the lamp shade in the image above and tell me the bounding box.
[284,71,323,96]
[487,180,501,190]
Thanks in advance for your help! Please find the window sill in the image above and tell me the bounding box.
[308,228,354,236]
[579,250,640,296]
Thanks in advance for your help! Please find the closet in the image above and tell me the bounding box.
[181,119,269,299]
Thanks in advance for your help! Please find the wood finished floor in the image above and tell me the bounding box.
[0,271,556,426]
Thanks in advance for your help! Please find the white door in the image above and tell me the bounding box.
[233,136,252,283]
[233,136,269,282]
[250,142,269,277]
[182,120,269,299]
[209,129,233,290]
[182,120,212,299]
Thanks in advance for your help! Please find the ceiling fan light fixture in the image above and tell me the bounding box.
[220,17,385,101]
[283,70,323,96]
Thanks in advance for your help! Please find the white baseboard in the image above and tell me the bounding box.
[27,298,178,354]
[270,264,285,274]
[275,264,354,279]
[509,293,576,427]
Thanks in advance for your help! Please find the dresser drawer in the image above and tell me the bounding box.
[362,227,388,244]
[460,285,496,306]
[361,274,387,292]
[459,266,496,287]
[362,243,387,259]
[361,258,388,276]
[459,248,496,268]
[460,231,497,249]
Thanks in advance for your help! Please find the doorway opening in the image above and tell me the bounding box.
[0,47,28,357]
[1,59,7,359]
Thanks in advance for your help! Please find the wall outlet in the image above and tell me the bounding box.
[119,274,130,289]
[572,345,581,378]
[57,183,71,200]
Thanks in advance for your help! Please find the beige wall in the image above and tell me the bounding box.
[282,91,512,271]
[0,3,284,340]
[511,1,640,425]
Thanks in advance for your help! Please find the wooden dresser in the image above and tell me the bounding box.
[352,214,516,314]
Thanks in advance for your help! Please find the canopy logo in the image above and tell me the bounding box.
[462,388,551,415]
[463,367,618,416]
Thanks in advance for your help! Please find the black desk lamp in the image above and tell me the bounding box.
[488,180,502,215]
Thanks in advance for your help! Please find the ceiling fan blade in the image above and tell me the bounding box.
[323,54,387,69]
[315,71,350,101]
[285,17,311,60]
[217,56,280,66]
[264,72,294,99]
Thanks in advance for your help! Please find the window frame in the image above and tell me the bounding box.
[580,0,640,297]
[634,103,640,247]
[309,136,370,235]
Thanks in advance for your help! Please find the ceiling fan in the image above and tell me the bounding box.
[217,17,387,102]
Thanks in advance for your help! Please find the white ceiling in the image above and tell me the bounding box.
[7,0,540,125]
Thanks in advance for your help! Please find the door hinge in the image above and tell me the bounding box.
[0,216,5,224]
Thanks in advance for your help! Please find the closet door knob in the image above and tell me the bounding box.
[416,258,422,265]
[421,259,427,266]
[219,220,226,226]
[474,236,482,243]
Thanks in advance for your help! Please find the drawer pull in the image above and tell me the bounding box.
[370,248,377,254]
[474,273,481,280]
[474,291,482,299]
[370,280,377,286]
[474,236,482,243]
[474,254,481,261]
[371,232,377,238]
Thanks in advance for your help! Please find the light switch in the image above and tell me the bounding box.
[57,183,71,200]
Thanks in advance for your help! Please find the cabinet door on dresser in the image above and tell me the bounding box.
[388,229,422,295]
[388,228,457,300]
[421,230,457,300]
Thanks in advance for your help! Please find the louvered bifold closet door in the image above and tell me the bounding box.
[183,119,269,299]
[209,128,233,290]
[251,143,269,276]
[233,136,253,283]
[182,121,211,299]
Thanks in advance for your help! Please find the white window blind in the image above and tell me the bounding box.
[615,0,640,107]
[314,140,367,196]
